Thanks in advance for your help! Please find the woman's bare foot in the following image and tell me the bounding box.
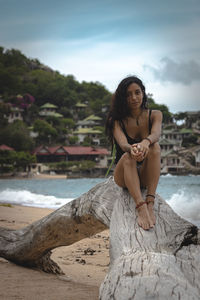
[146,195,156,225]
[136,203,154,230]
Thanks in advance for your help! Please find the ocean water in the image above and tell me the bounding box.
[0,175,199,227]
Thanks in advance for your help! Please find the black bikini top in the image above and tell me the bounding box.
[114,109,152,164]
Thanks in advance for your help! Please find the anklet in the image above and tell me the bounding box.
[146,194,155,199]
[136,201,147,209]
[146,194,155,204]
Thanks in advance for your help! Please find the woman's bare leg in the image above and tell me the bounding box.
[139,143,161,224]
[114,153,154,230]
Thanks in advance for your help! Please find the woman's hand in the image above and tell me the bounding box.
[131,139,150,161]
[123,144,142,161]
[129,144,144,161]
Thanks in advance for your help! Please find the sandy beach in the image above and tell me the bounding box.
[0,204,110,300]
[0,173,68,180]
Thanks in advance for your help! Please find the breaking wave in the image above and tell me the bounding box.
[166,189,200,227]
[0,189,73,209]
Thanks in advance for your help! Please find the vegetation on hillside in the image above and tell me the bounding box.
[1,46,198,158]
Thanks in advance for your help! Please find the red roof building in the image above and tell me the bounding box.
[0,144,14,151]
[33,146,109,167]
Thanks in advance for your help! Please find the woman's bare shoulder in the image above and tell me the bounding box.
[114,120,120,127]
[114,120,123,130]
[151,110,163,118]
[150,110,163,123]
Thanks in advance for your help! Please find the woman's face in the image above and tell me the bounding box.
[126,83,143,110]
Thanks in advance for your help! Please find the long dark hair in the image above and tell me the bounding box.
[105,76,148,143]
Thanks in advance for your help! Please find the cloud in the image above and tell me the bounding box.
[148,80,199,113]
[145,57,200,85]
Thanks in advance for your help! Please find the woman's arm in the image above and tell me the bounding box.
[145,110,163,145]
[113,121,143,161]
[113,121,132,153]
[133,110,163,159]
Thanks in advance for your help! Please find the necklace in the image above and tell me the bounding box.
[133,110,143,126]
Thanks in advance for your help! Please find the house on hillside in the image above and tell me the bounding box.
[179,145,200,168]
[75,102,87,112]
[101,103,109,114]
[76,113,102,129]
[161,129,182,147]
[33,145,109,168]
[161,127,195,149]
[185,111,200,129]
[193,146,200,167]
[179,128,193,139]
[73,114,103,145]
[73,102,88,120]
[73,128,102,145]
[0,144,14,151]
[161,150,184,174]
[39,103,63,118]
[160,127,196,174]
[159,138,177,153]
[76,119,97,130]
[84,114,102,124]
[8,106,24,123]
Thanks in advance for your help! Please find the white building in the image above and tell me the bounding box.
[8,107,24,123]
[73,128,102,145]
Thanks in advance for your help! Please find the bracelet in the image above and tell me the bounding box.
[143,137,152,145]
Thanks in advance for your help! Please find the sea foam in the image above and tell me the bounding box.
[0,189,73,209]
[0,185,199,228]
[166,189,200,227]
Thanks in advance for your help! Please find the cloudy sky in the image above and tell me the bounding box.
[1,0,200,112]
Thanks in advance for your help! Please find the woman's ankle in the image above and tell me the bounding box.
[146,194,155,205]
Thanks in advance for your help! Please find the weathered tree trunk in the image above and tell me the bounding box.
[99,184,200,300]
[0,177,117,273]
[0,177,199,299]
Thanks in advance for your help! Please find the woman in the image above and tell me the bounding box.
[105,76,162,230]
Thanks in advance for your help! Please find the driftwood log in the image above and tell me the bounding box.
[0,177,200,299]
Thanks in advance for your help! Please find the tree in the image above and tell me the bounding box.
[0,48,28,95]
[46,116,61,127]
[61,118,75,130]
[173,112,187,122]
[0,120,34,151]
[0,149,36,173]
[0,68,22,94]
[59,107,72,118]
[0,178,199,299]
[78,160,96,170]
[68,135,78,145]
[82,136,93,146]
[147,94,172,123]
[33,119,58,145]
[15,152,36,171]
[182,134,198,147]
[2,48,28,68]
[24,104,39,125]
[0,102,11,127]
[0,150,17,173]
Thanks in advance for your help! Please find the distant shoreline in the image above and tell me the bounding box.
[0,173,68,180]
[0,170,200,180]
[0,173,107,180]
